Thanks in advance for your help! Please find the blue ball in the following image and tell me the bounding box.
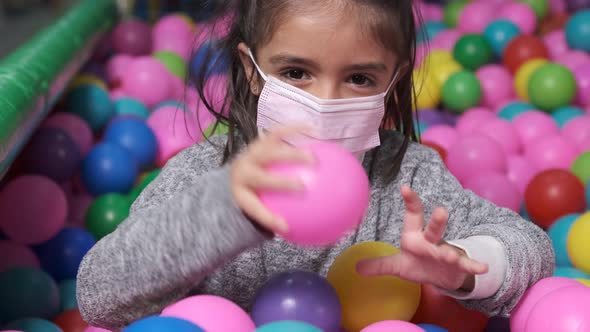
[497,102,533,121]
[82,142,138,195]
[520,203,531,221]
[418,323,448,332]
[124,316,204,332]
[59,279,78,311]
[418,21,447,43]
[104,117,158,169]
[552,106,585,127]
[256,320,322,332]
[554,266,590,279]
[548,214,580,267]
[65,85,115,132]
[33,227,96,282]
[483,19,521,57]
[191,41,229,79]
[3,318,63,332]
[565,10,590,52]
[155,100,189,111]
[115,98,150,119]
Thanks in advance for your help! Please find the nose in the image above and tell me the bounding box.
[309,80,341,100]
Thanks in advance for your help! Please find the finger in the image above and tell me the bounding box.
[356,254,402,277]
[424,208,449,244]
[249,141,314,165]
[243,165,304,191]
[439,245,489,275]
[235,189,289,234]
[401,185,425,233]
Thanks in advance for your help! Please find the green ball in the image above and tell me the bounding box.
[204,121,229,138]
[442,70,482,112]
[444,0,468,28]
[129,168,162,201]
[452,34,493,70]
[85,194,132,240]
[59,279,78,311]
[3,318,63,332]
[571,151,590,184]
[528,63,576,112]
[153,51,187,80]
[0,267,60,323]
[518,0,548,20]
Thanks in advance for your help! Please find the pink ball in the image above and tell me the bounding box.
[67,193,93,227]
[430,29,462,51]
[360,320,425,332]
[84,327,112,332]
[574,63,590,107]
[421,125,459,151]
[168,75,185,101]
[111,19,152,56]
[153,15,194,39]
[513,111,559,146]
[458,2,496,33]
[544,30,569,60]
[147,106,201,167]
[456,107,495,135]
[476,65,515,109]
[0,176,67,245]
[424,4,443,21]
[161,295,256,332]
[549,0,567,14]
[259,142,370,246]
[42,112,93,156]
[554,50,590,72]
[416,44,427,67]
[194,13,233,49]
[109,88,126,100]
[0,240,40,272]
[510,276,582,332]
[478,118,522,154]
[464,172,521,211]
[191,75,229,118]
[152,34,193,62]
[524,286,590,331]
[121,57,174,108]
[498,3,537,35]
[524,135,578,171]
[506,155,538,194]
[446,134,507,184]
[152,15,195,61]
[106,54,133,85]
[562,116,590,151]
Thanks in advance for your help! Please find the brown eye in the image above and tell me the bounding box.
[287,69,305,80]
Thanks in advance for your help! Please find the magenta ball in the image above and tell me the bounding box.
[152,14,194,39]
[111,19,152,56]
[554,50,590,72]
[259,143,369,246]
[544,30,570,60]
[458,2,497,33]
[524,135,578,171]
[524,286,590,331]
[360,320,425,332]
[513,111,559,146]
[152,16,194,61]
[106,54,133,85]
[562,115,590,151]
[574,62,590,106]
[0,240,40,272]
[42,113,93,156]
[464,172,521,211]
[67,193,93,228]
[446,134,507,184]
[550,0,567,13]
[421,125,459,151]
[85,328,112,332]
[456,107,495,135]
[0,176,66,245]
[476,65,515,109]
[478,118,522,154]
[121,57,174,108]
[430,29,462,51]
[506,155,538,194]
[498,2,537,35]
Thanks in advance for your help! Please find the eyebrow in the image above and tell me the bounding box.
[268,53,388,73]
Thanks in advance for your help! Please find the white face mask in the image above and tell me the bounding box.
[248,49,397,155]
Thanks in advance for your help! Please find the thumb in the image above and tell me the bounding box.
[356,254,402,277]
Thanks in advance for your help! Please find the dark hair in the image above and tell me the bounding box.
[192,0,420,179]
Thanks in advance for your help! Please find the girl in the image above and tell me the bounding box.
[77,0,554,330]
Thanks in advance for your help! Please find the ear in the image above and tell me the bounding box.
[237,42,262,96]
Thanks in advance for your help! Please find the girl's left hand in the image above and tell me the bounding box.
[356,186,489,291]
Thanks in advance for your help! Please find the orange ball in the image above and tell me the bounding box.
[53,309,89,332]
[503,35,549,73]
[422,141,447,163]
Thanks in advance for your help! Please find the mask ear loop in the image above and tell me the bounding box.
[247,48,268,81]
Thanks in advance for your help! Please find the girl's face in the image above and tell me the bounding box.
[238,5,398,100]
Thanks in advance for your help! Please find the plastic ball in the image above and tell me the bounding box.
[124,316,204,332]
[42,113,93,156]
[458,2,496,33]
[548,214,579,267]
[251,270,341,332]
[543,30,569,60]
[456,107,495,135]
[452,34,493,70]
[503,35,549,73]
[53,309,89,332]
[418,324,448,332]
[522,0,550,19]
[524,285,590,331]
[477,117,522,154]
[0,176,67,245]
[153,51,187,80]
[152,16,194,62]
[514,58,548,100]
[415,109,454,127]
[85,194,131,240]
[565,9,590,52]
[528,63,577,111]
[524,135,578,171]
[67,192,93,228]
[441,70,482,112]
[361,321,425,332]
[418,21,447,43]
[153,14,195,39]
[568,212,590,274]
[498,2,538,35]
[571,151,590,184]
[506,155,539,194]
[464,172,522,211]
[121,57,174,108]
[554,50,590,71]
[106,54,133,86]
[567,0,590,11]
[65,84,115,132]
[430,29,463,51]
[554,266,590,278]
[327,242,421,332]
[81,143,139,196]
[104,117,158,170]
[418,125,459,152]
[255,321,322,332]
[510,276,582,332]
[161,295,256,332]
[562,116,590,151]
[85,326,112,332]
[114,98,150,120]
[68,74,108,92]
[483,20,521,57]
[0,267,60,322]
[524,169,586,229]
[0,240,39,273]
[446,134,507,184]
[552,105,585,126]
[497,101,533,120]
[191,41,230,79]
[573,62,590,106]
[422,141,447,162]
[443,0,467,27]
[59,279,78,311]
[3,318,63,332]
[129,169,161,201]
[413,67,441,109]
[430,60,463,87]
[512,110,558,146]
[112,19,152,56]
[259,143,369,246]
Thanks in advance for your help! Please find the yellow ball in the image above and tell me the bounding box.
[567,212,590,275]
[327,242,421,332]
[514,59,547,101]
[413,68,441,109]
[68,74,108,92]
[576,279,590,287]
[431,60,463,86]
[422,50,454,68]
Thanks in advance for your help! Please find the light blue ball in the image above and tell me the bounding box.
[586,180,590,207]
[483,19,521,57]
[554,267,590,279]
[115,98,150,119]
[497,101,533,121]
[418,323,449,332]
[124,316,204,332]
[65,85,115,132]
[565,10,590,52]
[255,320,323,332]
[548,214,580,267]
[3,318,62,332]
[520,203,531,221]
[82,142,139,196]
[418,21,447,43]
[154,100,188,112]
[552,106,585,127]
[59,279,78,311]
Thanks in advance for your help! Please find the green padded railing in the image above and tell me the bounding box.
[0,0,119,179]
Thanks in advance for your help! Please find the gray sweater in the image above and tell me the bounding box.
[77,131,554,330]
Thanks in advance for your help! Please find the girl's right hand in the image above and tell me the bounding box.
[230,126,314,234]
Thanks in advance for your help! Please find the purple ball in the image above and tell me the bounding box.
[415,109,450,127]
[483,316,510,332]
[20,127,81,183]
[567,0,590,11]
[251,270,342,332]
[112,19,152,56]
